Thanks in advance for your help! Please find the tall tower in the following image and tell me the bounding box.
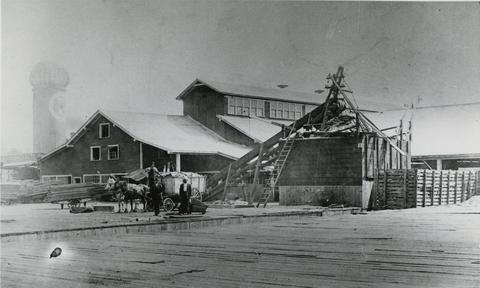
[29,62,69,154]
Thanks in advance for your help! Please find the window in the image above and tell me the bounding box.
[226,96,265,117]
[83,173,127,184]
[90,146,101,161]
[99,123,110,139]
[42,175,72,184]
[74,177,82,184]
[269,101,305,120]
[108,145,119,160]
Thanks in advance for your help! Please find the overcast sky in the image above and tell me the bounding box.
[2,0,480,154]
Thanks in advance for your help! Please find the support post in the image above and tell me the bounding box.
[139,142,143,169]
[438,171,443,205]
[399,120,403,170]
[222,164,232,202]
[431,171,435,206]
[446,171,450,204]
[436,159,442,170]
[249,143,264,205]
[422,170,427,207]
[454,172,458,204]
[466,171,471,200]
[175,154,181,172]
[461,171,466,202]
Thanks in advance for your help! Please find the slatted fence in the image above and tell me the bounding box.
[372,169,478,210]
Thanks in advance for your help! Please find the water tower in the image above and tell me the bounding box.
[29,62,69,154]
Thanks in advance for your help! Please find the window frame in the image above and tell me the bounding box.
[99,123,111,139]
[90,146,101,161]
[107,144,120,160]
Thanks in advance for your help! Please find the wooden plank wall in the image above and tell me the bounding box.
[373,169,477,210]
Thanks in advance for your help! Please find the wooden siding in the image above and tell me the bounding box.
[39,115,140,178]
[278,137,363,186]
[141,143,175,170]
[279,185,362,206]
[180,154,233,173]
[182,86,254,145]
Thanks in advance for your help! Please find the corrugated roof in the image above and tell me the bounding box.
[365,104,480,156]
[41,110,251,161]
[217,115,292,142]
[177,79,325,105]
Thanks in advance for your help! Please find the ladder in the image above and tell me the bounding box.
[256,133,296,208]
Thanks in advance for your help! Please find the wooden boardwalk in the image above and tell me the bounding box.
[2,202,480,287]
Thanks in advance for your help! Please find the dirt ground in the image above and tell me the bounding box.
[0,201,325,235]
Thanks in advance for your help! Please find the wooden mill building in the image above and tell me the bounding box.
[38,79,324,184]
[205,67,411,209]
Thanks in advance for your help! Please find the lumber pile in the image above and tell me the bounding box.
[44,183,107,203]
[0,183,23,204]
[416,169,476,207]
[373,169,477,210]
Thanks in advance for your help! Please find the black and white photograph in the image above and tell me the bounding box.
[1,0,479,287]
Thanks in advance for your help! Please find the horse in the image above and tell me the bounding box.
[106,179,149,213]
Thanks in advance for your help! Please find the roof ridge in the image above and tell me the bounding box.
[100,109,182,117]
[198,78,319,96]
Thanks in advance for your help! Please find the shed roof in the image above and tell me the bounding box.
[176,79,325,105]
[217,115,292,143]
[40,110,251,161]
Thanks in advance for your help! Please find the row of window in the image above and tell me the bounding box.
[226,96,318,120]
[227,96,265,117]
[42,173,127,184]
[269,101,302,120]
[90,145,119,161]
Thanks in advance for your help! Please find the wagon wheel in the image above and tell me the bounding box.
[163,198,175,212]
[192,188,202,201]
[67,199,80,208]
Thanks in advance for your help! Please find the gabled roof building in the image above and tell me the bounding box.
[38,79,322,184]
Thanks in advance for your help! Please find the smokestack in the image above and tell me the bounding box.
[30,62,69,154]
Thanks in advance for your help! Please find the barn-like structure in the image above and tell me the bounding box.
[204,67,411,209]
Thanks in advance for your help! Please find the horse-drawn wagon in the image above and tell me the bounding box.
[108,169,207,213]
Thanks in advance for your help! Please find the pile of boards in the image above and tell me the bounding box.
[44,183,107,203]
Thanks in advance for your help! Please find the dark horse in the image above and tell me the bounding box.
[106,179,148,213]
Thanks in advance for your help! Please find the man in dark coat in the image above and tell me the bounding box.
[148,163,161,216]
[179,178,191,215]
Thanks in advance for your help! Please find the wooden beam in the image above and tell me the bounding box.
[446,171,450,204]
[438,171,443,206]
[249,143,264,205]
[222,164,232,202]
[431,171,435,206]
[422,170,427,207]
[454,172,458,204]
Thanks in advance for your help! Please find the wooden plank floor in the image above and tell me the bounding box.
[2,205,480,287]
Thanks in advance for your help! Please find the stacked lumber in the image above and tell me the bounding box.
[416,169,476,207]
[0,183,22,204]
[374,169,416,210]
[44,183,107,203]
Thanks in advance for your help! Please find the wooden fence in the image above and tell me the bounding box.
[372,169,478,210]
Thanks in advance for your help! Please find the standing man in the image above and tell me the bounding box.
[179,178,191,215]
[148,163,160,216]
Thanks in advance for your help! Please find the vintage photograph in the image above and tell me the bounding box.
[1,0,479,287]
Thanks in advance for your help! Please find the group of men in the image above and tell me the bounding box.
[148,163,192,216]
